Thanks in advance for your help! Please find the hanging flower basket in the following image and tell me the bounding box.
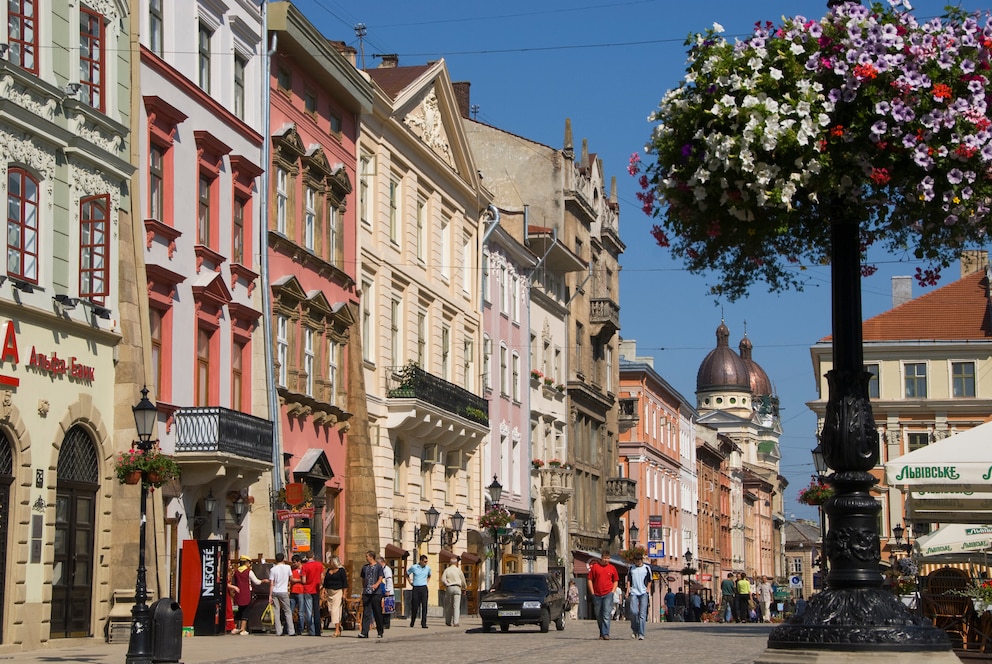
[114,447,181,488]
[479,505,512,531]
[620,546,647,563]
[797,479,833,506]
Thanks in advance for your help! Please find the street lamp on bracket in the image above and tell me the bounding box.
[441,510,465,547]
[416,505,442,543]
[629,523,640,548]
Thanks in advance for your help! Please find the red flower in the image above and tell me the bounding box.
[932,83,953,100]
[870,167,891,185]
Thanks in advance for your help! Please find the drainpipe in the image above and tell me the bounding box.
[259,7,285,556]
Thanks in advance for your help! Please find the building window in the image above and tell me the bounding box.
[275,168,288,234]
[359,155,372,226]
[149,144,164,221]
[463,338,473,391]
[197,175,212,245]
[233,55,246,120]
[440,215,451,280]
[304,328,314,397]
[197,23,212,92]
[232,341,244,410]
[790,558,803,575]
[952,361,976,398]
[196,328,211,406]
[500,344,508,397]
[329,114,341,134]
[865,363,879,399]
[80,8,105,112]
[904,363,927,398]
[511,275,519,321]
[6,168,39,283]
[393,441,404,495]
[483,335,492,391]
[148,0,163,56]
[462,233,471,293]
[441,325,450,380]
[416,311,426,367]
[8,0,38,74]
[276,67,291,92]
[362,279,373,362]
[232,197,245,264]
[276,315,288,387]
[328,205,340,265]
[416,196,426,262]
[908,431,930,452]
[511,352,520,401]
[304,88,317,115]
[79,194,110,304]
[327,340,338,406]
[390,298,401,366]
[605,345,613,394]
[304,186,316,250]
[388,178,399,244]
[150,308,163,395]
[499,266,508,313]
[482,253,490,302]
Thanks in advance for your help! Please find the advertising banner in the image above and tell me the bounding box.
[179,539,229,635]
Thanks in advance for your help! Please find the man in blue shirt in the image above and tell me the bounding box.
[626,554,652,640]
[407,554,432,628]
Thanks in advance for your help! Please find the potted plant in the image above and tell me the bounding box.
[530,369,543,381]
[547,458,562,468]
[554,384,565,393]
[479,505,512,532]
[114,446,181,488]
[543,377,554,387]
[797,479,833,506]
[620,545,648,563]
[953,578,992,612]
[531,459,545,470]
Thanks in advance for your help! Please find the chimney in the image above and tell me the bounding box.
[892,276,912,308]
[961,250,989,278]
[326,40,357,67]
[452,81,471,119]
[378,54,398,68]
[563,118,574,160]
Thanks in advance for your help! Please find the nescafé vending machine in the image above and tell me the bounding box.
[179,539,230,635]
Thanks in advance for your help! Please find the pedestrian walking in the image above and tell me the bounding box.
[626,553,652,640]
[376,555,395,628]
[736,573,752,623]
[289,555,306,636]
[674,588,686,622]
[441,557,467,626]
[689,590,703,622]
[407,554,432,628]
[720,572,737,623]
[358,550,385,638]
[322,556,347,637]
[232,556,268,635]
[587,549,619,640]
[757,576,773,623]
[268,552,295,636]
[567,580,580,620]
[664,587,676,623]
[301,550,325,635]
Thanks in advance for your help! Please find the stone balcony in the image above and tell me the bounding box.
[605,477,637,510]
[618,396,639,433]
[590,297,620,341]
[538,466,574,504]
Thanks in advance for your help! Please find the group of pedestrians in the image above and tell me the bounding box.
[585,549,653,641]
[719,572,775,623]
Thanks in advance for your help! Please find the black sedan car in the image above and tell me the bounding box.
[479,573,567,633]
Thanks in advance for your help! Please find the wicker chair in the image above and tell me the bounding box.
[921,593,976,649]
[925,567,970,595]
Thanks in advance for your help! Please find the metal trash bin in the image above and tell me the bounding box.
[150,598,183,663]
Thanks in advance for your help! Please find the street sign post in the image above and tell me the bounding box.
[648,540,665,558]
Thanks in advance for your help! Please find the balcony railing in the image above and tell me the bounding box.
[386,364,489,426]
[175,407,274,463]
[539,466,574,504]
[590,297,620,339]
[618,396,639,433]
[606,477,637,505]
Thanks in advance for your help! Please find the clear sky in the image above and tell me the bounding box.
[290,0,991,521]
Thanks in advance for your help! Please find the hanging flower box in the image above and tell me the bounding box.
[114,447,181,488]
[797,479,833,506]
[479,505,512,531]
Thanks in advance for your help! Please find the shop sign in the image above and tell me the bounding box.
[0,320,96,384]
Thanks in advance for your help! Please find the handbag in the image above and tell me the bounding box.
[260,602,275,627]
[383,595,395,614]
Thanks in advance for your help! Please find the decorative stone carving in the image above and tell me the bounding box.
[0,127,57,199]
[403,89,455,168]
[69,162,123,214]
[0,74,58,121]
[37,400,49,417]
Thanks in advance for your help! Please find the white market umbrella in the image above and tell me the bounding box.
[913,523,992,558]
[906,491,992,524]
[884,419,992,493]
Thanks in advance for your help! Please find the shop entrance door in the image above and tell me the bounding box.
[51,427,99,638]
[0,432,12,642]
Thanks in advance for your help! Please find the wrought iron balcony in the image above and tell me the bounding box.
[386,364,489,426]
[174,407,274,463]
[618,396,639,433]
[605,477,638,507]
[590,297,620,340]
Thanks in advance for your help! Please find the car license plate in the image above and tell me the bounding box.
[498,610,521,617]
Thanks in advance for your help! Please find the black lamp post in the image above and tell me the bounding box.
[684,549,694,596]
[811,445,829,576]
[126,386,158,664]
[486,476,509,586]
[629,523,640,549]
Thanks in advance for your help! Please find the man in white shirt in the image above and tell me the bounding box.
[626,554,652,640]
[376,555,395,628]
[440,558,467,627]
[268,552,294,636]
[757,576,774,623]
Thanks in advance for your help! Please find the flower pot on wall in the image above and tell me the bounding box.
[125,470,142,485]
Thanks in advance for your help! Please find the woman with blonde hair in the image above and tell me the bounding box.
[322,556,348,637]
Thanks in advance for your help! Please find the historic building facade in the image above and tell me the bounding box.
[266,1,373,563]
[138,0,274,586]
[358,57,491,607]
[0,0,136,649]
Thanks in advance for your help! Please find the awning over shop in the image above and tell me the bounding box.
[460,551,481,564]
[292,448,334,481]
[439,549,458,564]
[384,543,409,560]
[571,550,630,577]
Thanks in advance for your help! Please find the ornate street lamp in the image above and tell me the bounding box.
[812,444,829,576]
[442,510,465,547]
[417,505,441,542]
[629,523,640,548]
[126,387,158,664]
[487,476,503,505]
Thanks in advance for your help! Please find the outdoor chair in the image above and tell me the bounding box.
[921,593,976,649]
[925,567,969,595]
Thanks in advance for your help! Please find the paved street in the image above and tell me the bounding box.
[0,616,775,664]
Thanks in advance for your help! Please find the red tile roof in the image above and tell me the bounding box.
[822,269,991,342]
[366,65,432,99]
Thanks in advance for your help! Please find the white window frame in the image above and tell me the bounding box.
[416,195,427,262]
[276,315,288,387]
[500,343,509,397]
[482,335,492,391]
[390,297,401,366]
[441,324,451,380]
[511,351,520,401]
[327,339,338,406]
[440,214,451,280]
[389,177,400,244]
[362,278,374,362]
[304,328,315,397]
[304,186,316,250]
[276,168,288,234]
[360,154,372,227]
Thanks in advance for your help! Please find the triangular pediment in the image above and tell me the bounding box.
[271,274,307,303]
[403,87,455,169]
[329,163,352,196]
[272,124,306,159]
[191,271,232,303]
[303,145,331,177]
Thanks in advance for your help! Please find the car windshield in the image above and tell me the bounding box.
[497,576,547,594]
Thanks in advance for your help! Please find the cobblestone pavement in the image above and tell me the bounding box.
[0,616,776,664]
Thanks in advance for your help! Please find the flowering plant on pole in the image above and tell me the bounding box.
[633,1,992,301]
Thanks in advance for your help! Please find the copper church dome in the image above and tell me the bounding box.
[739,335,773,397]
[696,322,752,392]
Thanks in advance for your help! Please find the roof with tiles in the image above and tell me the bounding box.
[365,64,432,99]
[821,268,991,342]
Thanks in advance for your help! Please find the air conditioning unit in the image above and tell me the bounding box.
[445,450,462,471]
[423,444,442,465]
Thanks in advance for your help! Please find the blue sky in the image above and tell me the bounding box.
[291,0,990,520]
